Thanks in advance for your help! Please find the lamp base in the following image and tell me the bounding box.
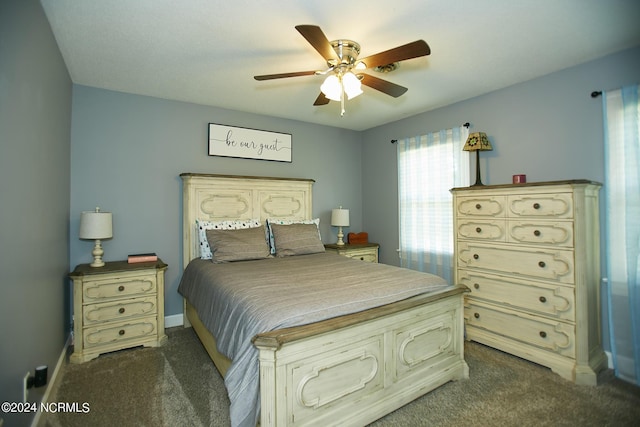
[336,227,345,246]
[90,239,106,268]
[471,149,485,186]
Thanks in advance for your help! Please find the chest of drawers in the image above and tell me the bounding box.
[69,259,168,363]
[324,243,379,263]
[452,180,606,384]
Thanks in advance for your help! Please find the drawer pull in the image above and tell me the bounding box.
[533,230,541,236]
[473,254,479,260]
[475,203,482,210]
[118,307,125,314]
[360,257,365,260]
[538,261,546,268]
[539,331,547,338]
[118,329,125,336]
[539,296,547,303]
[118,285,125,292]
[474,283,480,290]
[474,313,480,319]
[475,227,482,233]
[533,202,541,209]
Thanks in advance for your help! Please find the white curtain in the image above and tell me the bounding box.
[603,84,640,385]
[397,126,469,283]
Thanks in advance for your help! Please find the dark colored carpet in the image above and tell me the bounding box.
[41,327,640,427]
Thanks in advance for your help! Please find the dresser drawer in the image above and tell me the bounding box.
[83,296,158,325]
[83,274,157,303]
[459,270,575,321]
[456,219,506,242]
[83,316,158,349]
[465,301,575,358]
[507,220,574,247]
[456,195,506,217]
[457,241,574,284]
[507,193,573,218]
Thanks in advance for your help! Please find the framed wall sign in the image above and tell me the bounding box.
[208,123,292,162]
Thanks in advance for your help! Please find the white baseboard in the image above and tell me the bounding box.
[165,313,184,328]
[31,335,70,427]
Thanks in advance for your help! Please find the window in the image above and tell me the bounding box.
[397,126,469,282]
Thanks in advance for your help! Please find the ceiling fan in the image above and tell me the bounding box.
[254,25,431,116]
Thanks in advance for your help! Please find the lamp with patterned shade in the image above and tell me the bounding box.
[463,132,493,186]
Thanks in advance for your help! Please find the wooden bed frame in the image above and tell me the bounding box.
[180,173,469,426]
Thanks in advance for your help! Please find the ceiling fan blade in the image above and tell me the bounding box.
[313,92,330,106]
[295,25,338,60]
[361,74,408,98]
[254,71,317,81]
[359,40,430,69]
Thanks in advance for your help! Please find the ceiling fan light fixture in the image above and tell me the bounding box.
[320,75,342,101]
[342,72,363,100]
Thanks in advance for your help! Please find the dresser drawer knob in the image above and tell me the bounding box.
[539,296,547,303]
[533,230,541,236]
[473,254,479,260]
[533,202,541,209]
[360,257,365,260]
[474,313,480,319]
[538,261,546,268]
[539,331,547,338]
[119,329,125,336]
[475,227,482,233]
[118,285,125,292]
[474,283,480,290]
[475,203,482,210]
[119,307,125,314]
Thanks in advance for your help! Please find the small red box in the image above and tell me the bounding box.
[348,232,369,244]
[513,174,526,184]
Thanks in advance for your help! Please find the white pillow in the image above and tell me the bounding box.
[196,218,262,259]
[266,218,320,254]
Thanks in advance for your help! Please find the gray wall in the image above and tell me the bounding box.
[0,1,72,425]
[70,86,363,317]
[362,46,640,266]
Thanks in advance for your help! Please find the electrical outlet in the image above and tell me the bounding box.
[23,372,30,403]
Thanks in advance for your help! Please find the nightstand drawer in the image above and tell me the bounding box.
[342,248,378,262]
[465,302,575,358]
[83,274,156,302]
[83,296,158,325]
[459,270,575,321]
[83,316,158,349]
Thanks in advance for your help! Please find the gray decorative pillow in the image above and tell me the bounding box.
[206,226,271,263]
[270,223,325,257]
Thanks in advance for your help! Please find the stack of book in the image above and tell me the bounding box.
[127,253,158,263]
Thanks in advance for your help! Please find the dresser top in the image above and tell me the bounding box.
[451,179,602,192]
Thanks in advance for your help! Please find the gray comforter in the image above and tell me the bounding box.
[178,252,451,427]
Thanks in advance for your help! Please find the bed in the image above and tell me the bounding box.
[178,173,469,427]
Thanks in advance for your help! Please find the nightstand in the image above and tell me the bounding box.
[69,259,168,363]
[324,243,379,263]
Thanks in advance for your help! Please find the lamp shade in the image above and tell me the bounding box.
[331,208,350,227]
[342,72,363,100]
[320,75,342,101]
[463,132,493,152]
[79,208,113,240]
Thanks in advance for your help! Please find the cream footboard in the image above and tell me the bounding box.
[180,173,469,426]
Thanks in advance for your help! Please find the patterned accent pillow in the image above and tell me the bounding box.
[270,223,325,257]
[206,226,271,263]
[266,218,320,254]
[196,218,262,259]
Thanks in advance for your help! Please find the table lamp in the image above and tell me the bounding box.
[463,132,493,186]
[331,207,350,246]
[79,207,113,267]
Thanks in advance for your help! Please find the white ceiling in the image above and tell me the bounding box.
[40,0,640,131]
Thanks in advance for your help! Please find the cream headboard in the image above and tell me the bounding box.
[180,173,315,268]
